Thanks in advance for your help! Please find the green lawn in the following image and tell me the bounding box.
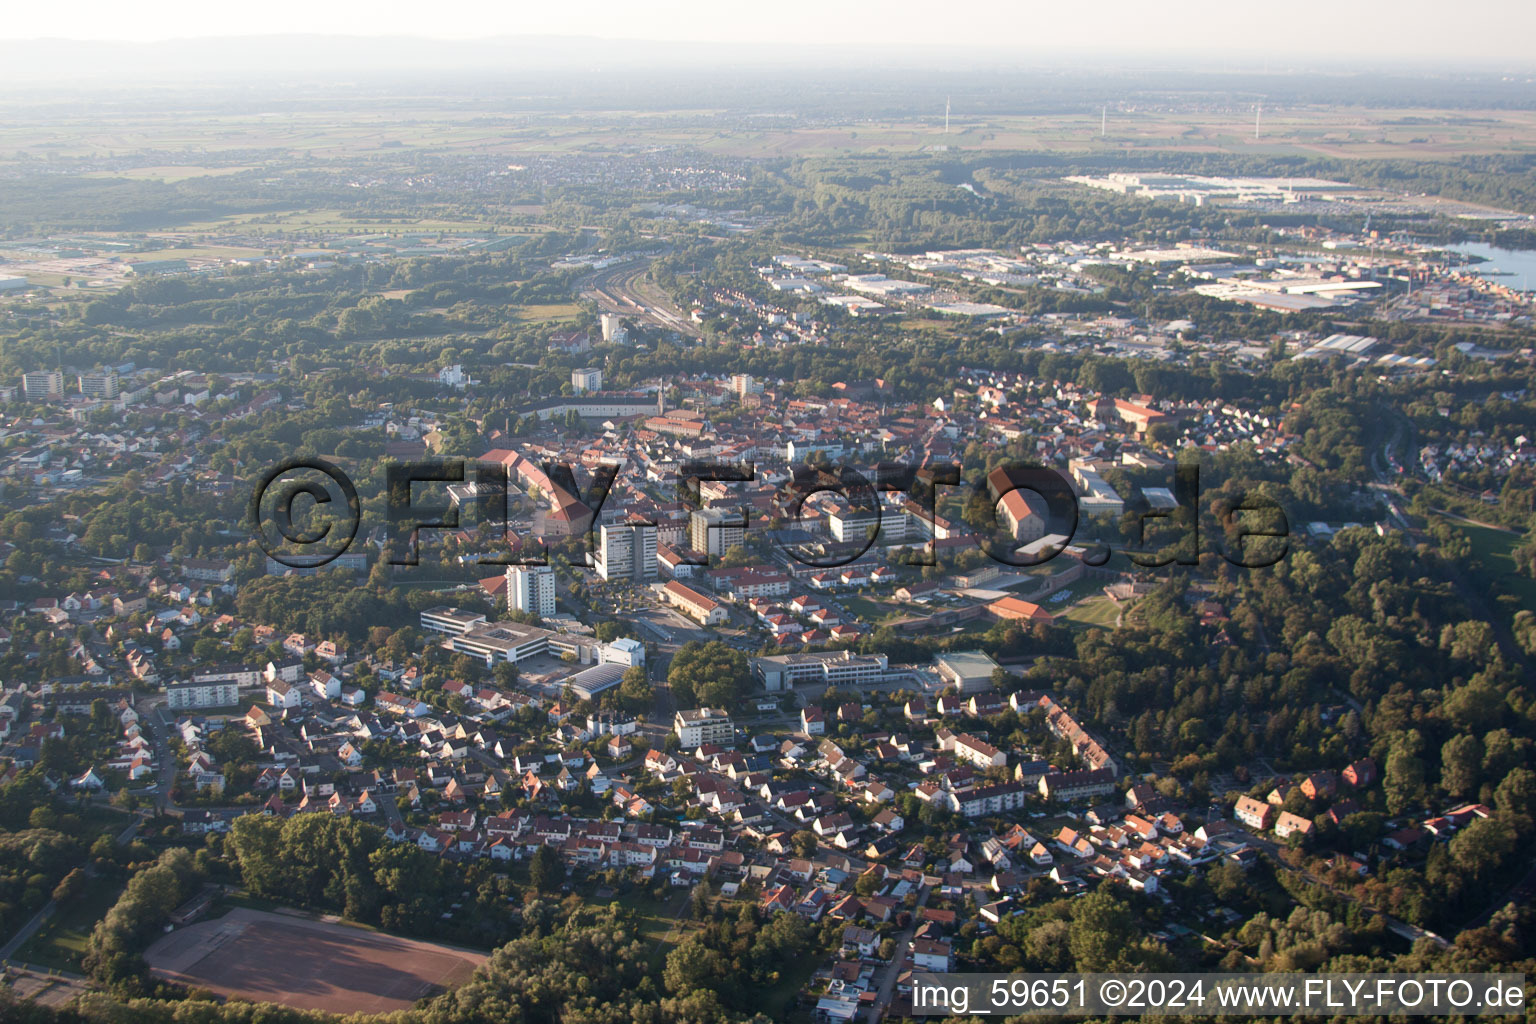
[611,890,690,968]
[758,955,822,1020]
[1443,517,1536,608]
[515,303,583,323]
[1036,576,1121,630]
[1062,594,1121,629]
[15,875,124,973]
[840,595,906,624]
[74,804,132,837]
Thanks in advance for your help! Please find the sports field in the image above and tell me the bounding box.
[144,907,486,1013]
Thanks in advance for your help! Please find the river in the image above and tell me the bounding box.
[1442,242,1536,292]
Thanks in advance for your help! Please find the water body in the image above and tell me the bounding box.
[1443,242,1536,292]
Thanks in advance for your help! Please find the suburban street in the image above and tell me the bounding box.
[866,885,930,1023]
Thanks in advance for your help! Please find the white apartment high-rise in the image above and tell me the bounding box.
[505,564,556,619]
[571,367,603,394]
[728,373,760,400]
[22,371,64,399]
[674,707,735,748]
[78,369,121,399]
[689,507,745,559]
[596,521,658,582]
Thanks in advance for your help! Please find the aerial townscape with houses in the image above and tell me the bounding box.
[2,27,1536,1024]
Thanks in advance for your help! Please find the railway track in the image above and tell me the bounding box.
[580,258,699,337]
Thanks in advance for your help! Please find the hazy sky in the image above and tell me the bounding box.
[4,0,1535,63]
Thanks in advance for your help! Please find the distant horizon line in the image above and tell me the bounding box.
[0,33,1531,73]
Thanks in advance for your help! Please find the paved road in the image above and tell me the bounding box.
[867,885,932,1022]
[0,902,57,962]
[116,812,148,844]
[465,747,516,801]
[0,861,104,964]
[133,693,177,812]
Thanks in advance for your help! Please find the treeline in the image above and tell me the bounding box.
[15,898,1535,1024]
[232,574,433,643]
[666,641,750,710]
[1010,514,1536,933]
[0,828,81,942]
[83,847,203,990]
[420,904,777,1024]
[974,864,1536,978]
[974,888,1172,973]
[0,768,111,939]
[660,905,823,1015]
[228,813,520,946]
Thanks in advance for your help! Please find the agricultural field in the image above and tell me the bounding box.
[514,302,584,323]
[4,105,1536,164]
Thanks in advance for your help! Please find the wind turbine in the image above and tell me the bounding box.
[945,96,950,134]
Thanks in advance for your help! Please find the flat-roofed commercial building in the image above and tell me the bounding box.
[827,505,899,544]
[571,367,603,394]
[934,650,1001,694]
[450,622,554,666]
[566,663,627,701]
[420,607,489,635]
[958,781,1027,818]
[191,664,263,688]
[599,637,646,667]
[752,650,890,692]
[1068,459,1125,516]
[265,552,367,576]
